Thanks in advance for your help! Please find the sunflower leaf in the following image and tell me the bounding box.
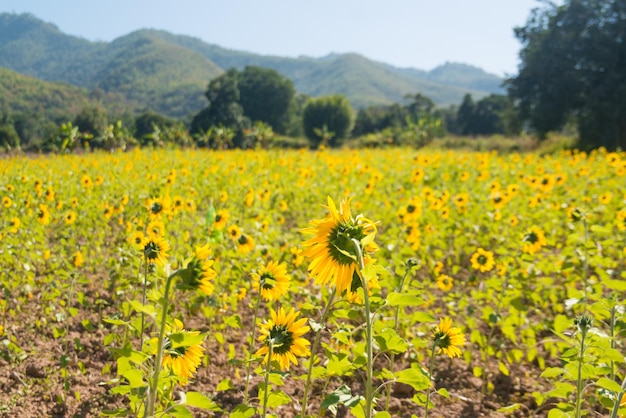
[168,331,206,348]
[395,364,430,391]
[386,291,424,307]
[334,245,357,261]
[181,391,221,411]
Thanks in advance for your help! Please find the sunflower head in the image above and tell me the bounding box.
[432,318,466,358]
[160,319,205,385]
[470,248,495,273]
[252,261,290,301]
[301,197,378,295]
[178,257,216,296]
[142,236,170,266]
[255,307,310,371]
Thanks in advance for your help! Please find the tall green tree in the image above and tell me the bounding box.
[190,69,248,135]
[302,95,354,148]
[238,66,295,134]
[508,0,626,150]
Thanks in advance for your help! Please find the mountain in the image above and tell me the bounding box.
[0,13,505,118]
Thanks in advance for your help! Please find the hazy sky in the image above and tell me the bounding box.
[2,0,553,77]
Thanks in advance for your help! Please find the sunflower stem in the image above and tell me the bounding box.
[139,256,148,350]
[424,343,437,418]
[609,375,626,418]
[262,342,274,418]
[301,287,336,417]
[352,238,373,418]
[244,290,263,405]
[145,270,178,418]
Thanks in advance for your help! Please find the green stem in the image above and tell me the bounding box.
[582,217,589,309]
[575,328,587,418]
[262,342,274,418]
[301,287,336,417]
[609,376,626,418]
[352,239,373,418]
[244,291,263,405]
[424,344,437,418]
[145,270,177,418]
[140,257,148,350]
[385,263,414,411]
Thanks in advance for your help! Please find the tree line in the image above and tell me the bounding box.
[2,0,624,152]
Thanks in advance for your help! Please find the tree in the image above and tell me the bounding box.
[135,112,178,144]
[74,106,108,137]
[507,0,626,150]
[302,95,354,148]
[190,69,248,135]
[238,66,295,134]
[456,94,475,135]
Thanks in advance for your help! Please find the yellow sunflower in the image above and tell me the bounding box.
[255,307,310,371]
[214,209,229,230]
[227,224,241,241]
[301,197,378,295]
[522,226,547,255]
[73,251,84,268]
[432,317,466,358]
[617,210,626,231]
[142,235,170,266]
[36,204,51,225]
[252,261,290,301]
[237,234,255,254]
[161,319,205,384]
[8,217,20,234]
[470,248,495,273]
[128,231,145,250]
[436,274,454,292]
[180,256,217,296]
[2,196,11,208]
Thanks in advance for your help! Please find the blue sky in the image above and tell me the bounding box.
[2,0,554,77]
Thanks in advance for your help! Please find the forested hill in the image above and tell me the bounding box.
[0,13,504,118]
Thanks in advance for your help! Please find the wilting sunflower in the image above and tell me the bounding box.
[237,234,255,254]
[142,235,170,266]
[301,197,378,295]
[522,226,547,255]
[161,319,205,384]
[470,248,495,272]
[255,307,310,371]
[432,317,466,358]
[436,274,454,292]
[252,261,290,301]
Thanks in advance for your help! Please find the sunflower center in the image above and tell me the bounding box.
[406,204,416,213]
[524,232,538,244]
[144,241,161,260]
[238,235,249,245]
[477,255,487,265]
[260,272,276,290]
[328,222,366,265]
[268,325,294,355]
[433,330,451,349]
[215,215,222,222]
[150,202,163,214]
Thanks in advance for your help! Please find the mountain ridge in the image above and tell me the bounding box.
[0,12,504,118]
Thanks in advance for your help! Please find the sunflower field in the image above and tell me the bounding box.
[0,147,625,418]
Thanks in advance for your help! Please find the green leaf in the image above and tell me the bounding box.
[121,369,145,389]
[374,412,392,418]
[374,328,409,354]
[181,391,221,411]
[326,353,355,376]
[395,364,430,391]
[224,314,242,329]
[436,388,450,399]
[386,291,424,307]
[128,300,156,317]
[229,404,256,418]
[498,361,510,376]
[498,403,521,413]
[553,315,571,334]
[168,331,206,348]
[596,377,622,393]
[321,385,362,414]
[216,378,234,392]
[206,204,216,228]
[541,367,565,378]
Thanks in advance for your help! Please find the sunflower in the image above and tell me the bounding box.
[214,209,229,230]
[255,307,310,371]
[73,251,84,268]
[617,210,626,231]
[470,248,495,272]
[128,231,145,250]
[237,234,255,254]
[227,225,241,241]
[8,217,20,234]
[522,226,547,255]
[64,211,77,225]
[436,274,454,292]
[36,204,51,225]
[2,196,11,208]
[146,197,169,220]
[142,236,170,266]
[146,220,166,238]
[432,318,466,358]
[252,261,290,301]
[161,319,205,384]
[301,197,378,295]
[81,175,93,188]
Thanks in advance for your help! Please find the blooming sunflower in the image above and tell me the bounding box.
[142,235,170,266]
[522,226,547,255]
[161,320,205,384]
[180,256,217,296]
[8,217,20,234]
[2,196,11,208]
[436,274,454,292]
[227,224,241,240]
[252,261,290,301]
[255,307,310,371]
[237,234,255,254]
[128,231,145,250]
[432,317,466,358]
[301,197,378,295]
[470,248,495,272]
[36,204,51,225]
[73,251,84,268]
[214,209,229,230]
